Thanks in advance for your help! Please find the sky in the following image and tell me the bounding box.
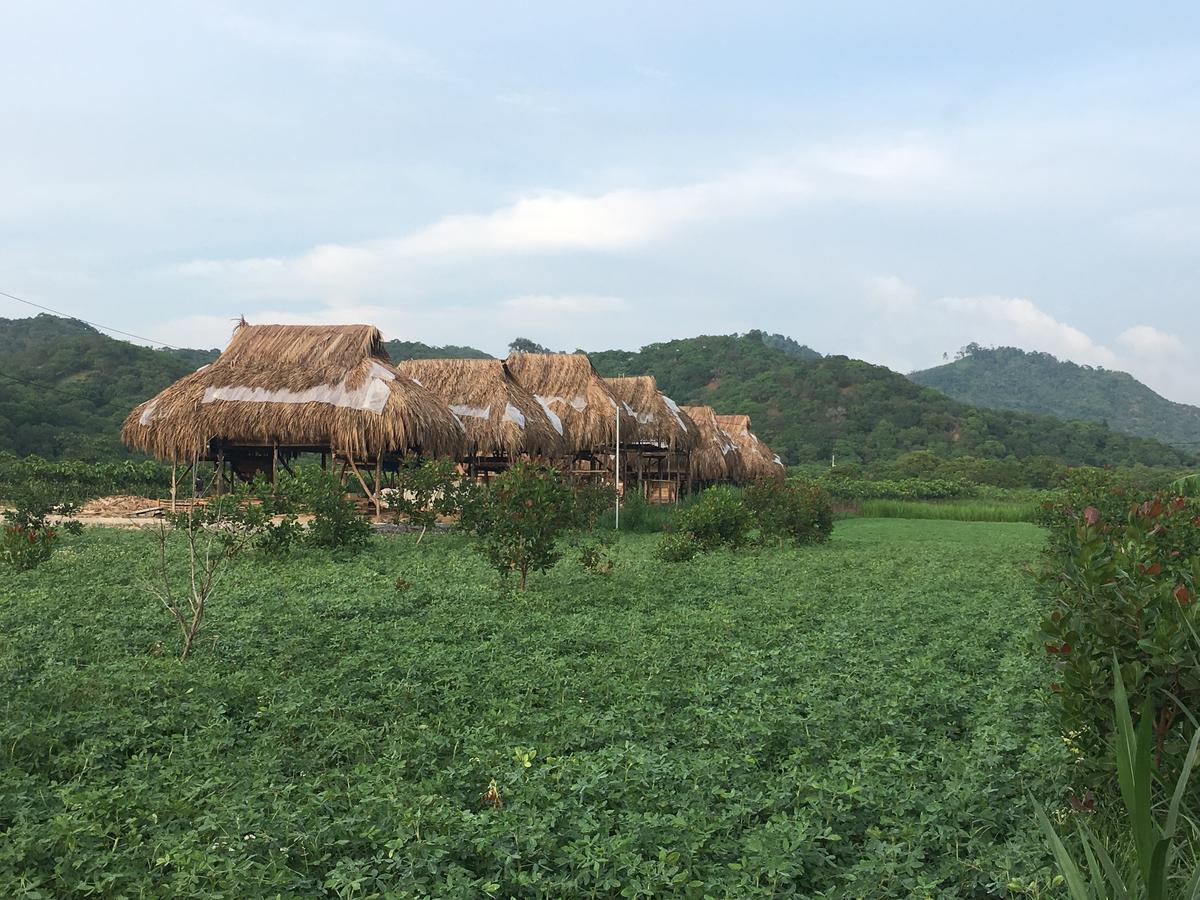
[2,2,1199,402]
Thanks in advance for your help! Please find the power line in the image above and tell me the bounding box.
[0,289,178,349]
[0,369,95,402]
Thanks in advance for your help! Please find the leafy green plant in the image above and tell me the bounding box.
[654,529,702,562]
[672,485,753,552]
[1037,661,1200,899]
[1040,494,1200,774]
[0,483,81,571]
[744,478,833,546]
[385,457,467,540]
[291,468,372,551]
[461,462,576,590]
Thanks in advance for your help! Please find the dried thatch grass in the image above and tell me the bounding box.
[397,358,570,457]
[122,323,466,461]
[680,405,740,482]
[504,352,635,453]
[603,376,697,452]
[715,414,786,483]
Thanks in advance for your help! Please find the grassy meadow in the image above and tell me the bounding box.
[0,519,1069,897]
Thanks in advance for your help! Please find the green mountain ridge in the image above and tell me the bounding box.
[910,344,1200,451]
[587,332,1194,468]
[0,315,1194,470]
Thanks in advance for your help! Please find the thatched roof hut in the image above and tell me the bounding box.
[604,376,697,452]
[503,352,636,453]
[396,357,569,458]
[680,405,740,483]
[123,323,465,461]
[715,414,786,483]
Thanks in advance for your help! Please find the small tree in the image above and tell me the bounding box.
[461,462,575,590]
[1,483,81,571]
[744,478,834,547]
[146,494,256,661]
[385,457,465,542]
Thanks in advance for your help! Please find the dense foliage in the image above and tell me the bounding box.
[743,478,834,546]
[382,340,491,362]
[912,344,1200,452]
[1038,492,1200,779]
[589,332,1195,468]
[1,520,1070,895]
[460,462,579,590]
[0,451,171,504]
[0,316,213,459]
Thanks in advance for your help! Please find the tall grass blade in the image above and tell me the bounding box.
[1036,801,1096,900]
[1166,723,1200,839]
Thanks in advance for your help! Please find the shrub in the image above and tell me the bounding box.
[292,469,372,551]
[385,457,466,537]
[655,530,702,563]
[744,478,834,546]
[461,462,576,590]
[570,481,618,530]
[673,486,753,551]
[1039,493,1200,779]
[0,484,81,571]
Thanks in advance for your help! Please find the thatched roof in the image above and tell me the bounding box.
[680,405,740,482]
[715,414,786,483]
[396,357,569,457]
[123,323,466,461]
[504,352,635,453]
[604,376,697,452]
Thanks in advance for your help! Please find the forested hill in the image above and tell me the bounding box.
[910,344,1200,451]
[0,314,1194,468]
[588,332,1196,468]
[0,315,215,459]
[0,315,489,459]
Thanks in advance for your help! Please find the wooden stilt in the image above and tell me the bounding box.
[272,443,279,494]
[170,460,178,513]
[343,455,375,515]
[373,453,383,521]
[215,450,225,497]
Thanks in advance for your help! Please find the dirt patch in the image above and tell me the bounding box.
[78,495,163,517]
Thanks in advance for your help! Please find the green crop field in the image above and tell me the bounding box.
[1,519,1067,897]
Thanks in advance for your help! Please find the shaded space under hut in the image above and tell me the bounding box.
[396,357,569,476]
[604,375,697,503]
[504,352,637,484]
[680,405,741,487]
[715,413,786,483]
[122,322,465,517]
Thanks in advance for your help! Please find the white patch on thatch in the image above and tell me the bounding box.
[138,400,159,426]
[203,363,398,415]
[410,377,423,386]
[533,395,564,435]
[662,395,688,432]
[773,454,783,466]
[503,403,526,429]
[450,404,491,419]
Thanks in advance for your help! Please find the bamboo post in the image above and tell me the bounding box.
[170,460,178,513]
[342,455,375,517]
[373,453,383,521]
[215,449,225,497]
[272,443,279,494]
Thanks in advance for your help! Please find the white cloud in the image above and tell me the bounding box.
[174,141,958,303]
[936,296,1119,367]
[1119,324,1185,356]
[863,275,920,313]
